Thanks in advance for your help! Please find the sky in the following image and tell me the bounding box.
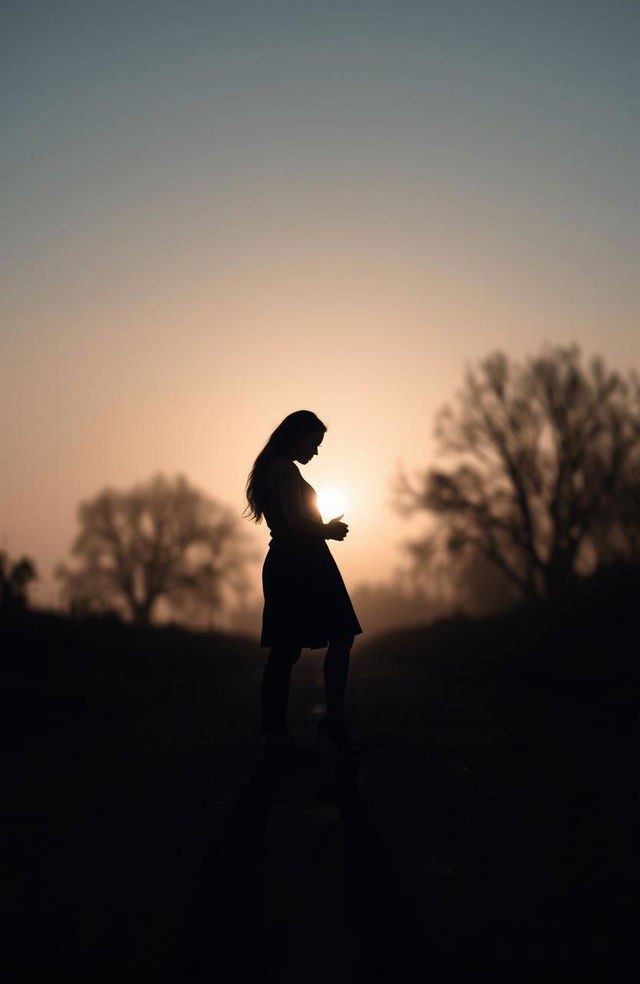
[2,0,639,610]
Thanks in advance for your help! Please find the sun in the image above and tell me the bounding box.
[316,487,347,520]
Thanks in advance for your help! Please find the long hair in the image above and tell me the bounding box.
[244,410,327,523]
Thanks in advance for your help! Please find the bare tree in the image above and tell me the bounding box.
[56,474,256,627]
[0,551,38,611]
[395,345,640,601]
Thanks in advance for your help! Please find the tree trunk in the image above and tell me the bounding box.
[131,598,154,625]
[543,551,577,598]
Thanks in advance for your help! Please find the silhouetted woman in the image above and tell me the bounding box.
[245,410,363,759]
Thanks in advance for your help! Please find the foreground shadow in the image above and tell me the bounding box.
[173,763,276,982]
[328,759,446,983]
[174,753,445,983]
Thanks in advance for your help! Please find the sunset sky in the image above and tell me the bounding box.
[2,0,639,610]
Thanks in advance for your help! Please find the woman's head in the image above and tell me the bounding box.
[244,410,327,522]
[267,410,326,463]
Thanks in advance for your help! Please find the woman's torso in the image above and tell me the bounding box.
[263,459,322,541]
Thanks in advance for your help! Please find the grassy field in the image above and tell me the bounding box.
[3,565,639,982]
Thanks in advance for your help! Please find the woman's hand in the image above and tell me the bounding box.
[326,514,349,540]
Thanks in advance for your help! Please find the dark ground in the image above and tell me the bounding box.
[3,571,640,982]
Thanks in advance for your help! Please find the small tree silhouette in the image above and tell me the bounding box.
[56,474,256,627]
[0,551,38,611]
[395,345,640,601]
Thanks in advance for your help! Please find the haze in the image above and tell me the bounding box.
[2,0,638,610]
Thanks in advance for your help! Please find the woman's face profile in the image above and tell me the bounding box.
[293,428,324,464]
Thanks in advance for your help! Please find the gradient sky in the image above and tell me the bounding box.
[2,0,639,610]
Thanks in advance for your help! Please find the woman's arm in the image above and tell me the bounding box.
[271,460,347,540]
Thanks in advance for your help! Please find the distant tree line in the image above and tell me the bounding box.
[9,342,639,631]
[396,344,640,606]
[55,474,256,628]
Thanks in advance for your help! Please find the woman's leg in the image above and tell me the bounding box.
[323,635,354,723]
[261,643,301,735]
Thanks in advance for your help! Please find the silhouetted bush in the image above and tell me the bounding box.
[0,550,37,612]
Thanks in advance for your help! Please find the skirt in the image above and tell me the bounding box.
[261,535,363,649]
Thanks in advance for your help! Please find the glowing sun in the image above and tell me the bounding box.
[316,487,347,520]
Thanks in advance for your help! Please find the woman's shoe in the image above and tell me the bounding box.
[316,717,363,757]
